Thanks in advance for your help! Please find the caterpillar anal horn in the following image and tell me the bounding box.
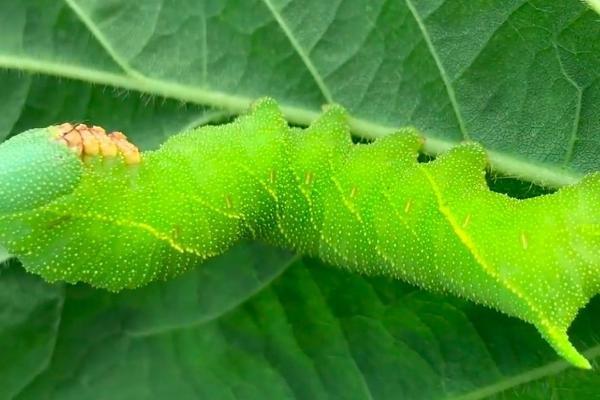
[55,123,141,165]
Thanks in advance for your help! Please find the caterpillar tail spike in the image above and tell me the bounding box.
[0,97,599,369]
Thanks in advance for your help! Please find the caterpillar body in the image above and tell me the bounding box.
[0,98,598,369]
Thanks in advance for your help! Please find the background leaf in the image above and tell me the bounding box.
[0,260,63,400]
[1,0,599,183]
[1,0,599,398]
[4,258,600,400]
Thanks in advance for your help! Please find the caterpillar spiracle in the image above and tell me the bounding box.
[0,98,598,369]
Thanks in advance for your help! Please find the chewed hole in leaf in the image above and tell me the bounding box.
[486,172,555,199]
[417,152,436,164]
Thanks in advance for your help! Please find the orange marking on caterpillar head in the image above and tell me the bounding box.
[80,130,100,156]
[57,123,83,155]
[54,123,141,164]
[109,131,141,164]
[90,127,118,157]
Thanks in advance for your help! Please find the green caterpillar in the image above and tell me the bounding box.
[584,0,600,14]
[0,98,598,369]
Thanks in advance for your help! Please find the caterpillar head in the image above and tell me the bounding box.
[0,123,140,215]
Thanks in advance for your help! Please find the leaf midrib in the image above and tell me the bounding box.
[0,0,582,187]
[0,53,582,188]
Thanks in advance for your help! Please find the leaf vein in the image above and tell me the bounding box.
[62,0,142,79]
[553,43,583,166]
[260,0,334,103]
[0,55,584,187]
[448,344,600,400]
[125,254,301,337]
[405,0,469,141]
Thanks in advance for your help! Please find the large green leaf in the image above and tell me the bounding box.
[4,257,600,400]
[0,260,63,400]
[1,0,599,185]
[1,0,599,398]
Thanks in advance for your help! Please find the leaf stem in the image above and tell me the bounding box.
[0,55,583,188]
